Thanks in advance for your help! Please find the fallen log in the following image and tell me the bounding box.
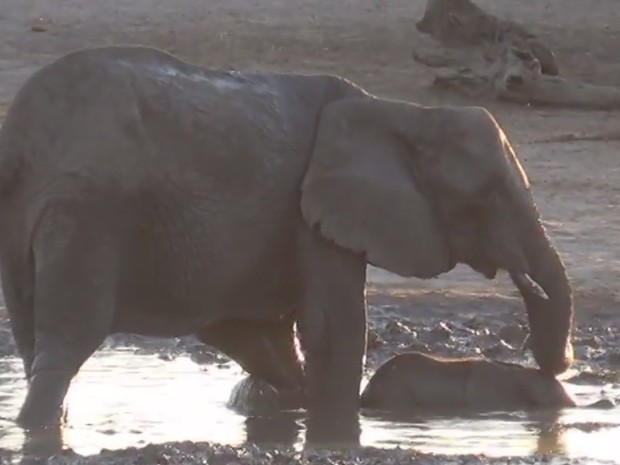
[416,0,559,76]
[417,45,620,110]
[413,0,620,110]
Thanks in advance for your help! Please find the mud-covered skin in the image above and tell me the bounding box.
[226,351,617,415]
[360,352,576,412]
[0,45,573,444]
[226,354,576,415]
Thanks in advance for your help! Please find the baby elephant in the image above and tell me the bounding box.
[227,374,302,415]
[360,352,577,412]
[228,352,579,415]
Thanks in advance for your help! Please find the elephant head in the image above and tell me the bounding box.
[301,96,573,375]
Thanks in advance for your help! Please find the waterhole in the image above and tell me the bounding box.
[0,349,619,463]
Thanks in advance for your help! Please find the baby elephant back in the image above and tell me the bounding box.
[361,353,576,413]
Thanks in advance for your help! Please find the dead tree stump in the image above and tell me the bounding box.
[416,0,559,76]
[412,0,620,110]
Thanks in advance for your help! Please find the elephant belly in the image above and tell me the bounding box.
[111,202,301,337]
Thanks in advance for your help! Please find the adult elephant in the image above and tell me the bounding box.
[0,45,573,445]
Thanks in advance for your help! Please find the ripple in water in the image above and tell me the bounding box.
[0,349,619,463]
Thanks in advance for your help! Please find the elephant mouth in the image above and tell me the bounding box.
[468,261,549,301]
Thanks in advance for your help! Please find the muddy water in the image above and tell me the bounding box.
[0,350,619,463]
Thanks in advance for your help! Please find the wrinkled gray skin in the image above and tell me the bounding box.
[360,352,577,412]
[0,45,573,445]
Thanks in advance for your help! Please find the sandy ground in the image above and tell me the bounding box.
[1,0,620,463]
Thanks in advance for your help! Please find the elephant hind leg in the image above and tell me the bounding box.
[196,314,304,393]
[16,214,119,429]
[1,254,36,379]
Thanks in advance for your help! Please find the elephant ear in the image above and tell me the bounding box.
[300,98,452,278]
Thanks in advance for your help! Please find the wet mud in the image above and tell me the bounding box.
[3,288,618,380]
[1,440,606,465]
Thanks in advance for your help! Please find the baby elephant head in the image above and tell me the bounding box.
[302,97,573,376]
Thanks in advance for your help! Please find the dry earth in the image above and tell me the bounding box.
[1,0,620,464]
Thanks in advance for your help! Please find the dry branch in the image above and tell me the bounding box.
[413,0,620,110]
[416,0,559,76]
[498,76,620,110]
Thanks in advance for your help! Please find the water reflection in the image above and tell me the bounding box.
[360,409,571,456]
[0,350,619,464]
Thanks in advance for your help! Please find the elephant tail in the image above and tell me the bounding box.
[0,104,27,198]
[0,61,56,199]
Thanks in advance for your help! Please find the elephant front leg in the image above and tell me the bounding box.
[296,225,367,447]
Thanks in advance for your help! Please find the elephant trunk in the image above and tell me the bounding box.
[510,217,574,376]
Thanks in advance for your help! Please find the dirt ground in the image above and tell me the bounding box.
[1,0,620,464]
[1,0,620,306]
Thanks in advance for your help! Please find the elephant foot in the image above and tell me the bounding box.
[279,386,305,410]
[22,425,65,462]
[16,371,71,430]
[304,413,361,449]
